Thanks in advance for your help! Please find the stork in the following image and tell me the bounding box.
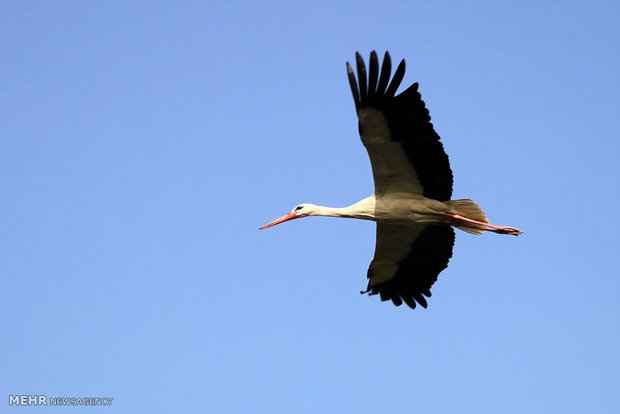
[260,51,522,309]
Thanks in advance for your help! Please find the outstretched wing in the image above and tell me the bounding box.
[346,51,453,201]
[364,223,455,309]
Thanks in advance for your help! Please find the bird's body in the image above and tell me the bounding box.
[292,196,454,225]
[260,51,522,309]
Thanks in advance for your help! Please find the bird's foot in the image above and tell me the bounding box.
[491,226,523,236]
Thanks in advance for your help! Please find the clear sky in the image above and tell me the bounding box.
[1,1,619,413]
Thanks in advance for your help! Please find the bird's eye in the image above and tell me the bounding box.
[295,206,303,211]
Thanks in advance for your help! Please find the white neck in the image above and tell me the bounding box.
[311,196,376,221]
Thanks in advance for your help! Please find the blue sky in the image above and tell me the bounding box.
[1,1,619,413]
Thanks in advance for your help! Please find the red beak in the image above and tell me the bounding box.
[259,212,297,230]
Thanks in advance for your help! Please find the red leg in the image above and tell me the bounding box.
[437,212,523,236]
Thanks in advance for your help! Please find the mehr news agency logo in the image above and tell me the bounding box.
[9,395,113,407]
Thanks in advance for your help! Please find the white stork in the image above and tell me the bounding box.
[260,51,522,309]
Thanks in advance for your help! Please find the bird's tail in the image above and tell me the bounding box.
[445,199,488,235]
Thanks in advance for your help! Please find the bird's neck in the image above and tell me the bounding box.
[314,206,356,218]
[313,196,376,221]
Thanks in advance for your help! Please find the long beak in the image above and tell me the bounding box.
[259,212,297,230]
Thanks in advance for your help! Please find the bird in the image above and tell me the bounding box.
[260,51,522,309]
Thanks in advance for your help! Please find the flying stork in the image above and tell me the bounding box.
[260,51,522,309]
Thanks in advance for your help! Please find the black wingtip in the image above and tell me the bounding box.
[355,52,367,99]
[403,296,417,309]
[376,51,392,96]
[368,51,379,98]
[412,292,428,308]
[346,61,360,108]
[347,51,407,106]
[385,58,406,97]
[391,295,403,307]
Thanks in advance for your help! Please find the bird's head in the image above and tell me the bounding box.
[259,203,318,230]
